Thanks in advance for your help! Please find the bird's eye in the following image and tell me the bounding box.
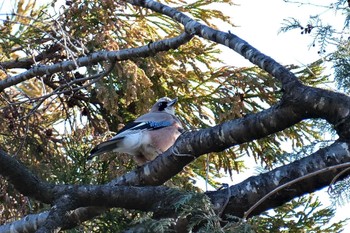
[158,102,168,111]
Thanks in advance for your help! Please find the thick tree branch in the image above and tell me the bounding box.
[207,141,350,218]
[287,85,350,136]
[2,141,350,232]
[117,0,350,134]
[0,149,53,203]
[126,0,300,89]
[0,212,49,233]
[36,195,79,233]
[111,83,350,187]
[2,79,350,231]
[244,161,350,219]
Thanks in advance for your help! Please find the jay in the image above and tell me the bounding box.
[89,97,183,165]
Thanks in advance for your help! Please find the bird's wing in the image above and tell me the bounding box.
[89,120,173,158]
[115,120,172,137]
[136,112,182,125]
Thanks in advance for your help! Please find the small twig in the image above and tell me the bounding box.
[0,13,86,71]
[328,166,350,194]
[0,16,62,49]
[283,0,347,10]
[243,162,350,219]
[52,20,79,67]
[217,183,230,217]
[13,114,31,157]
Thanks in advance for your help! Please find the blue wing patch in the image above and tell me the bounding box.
[148,121,172,129]
[134,121,172,130]
[117,121,172,135]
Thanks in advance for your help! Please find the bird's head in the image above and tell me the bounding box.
[151,97,178,115]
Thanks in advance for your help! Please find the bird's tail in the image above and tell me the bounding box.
[88,139,121,160]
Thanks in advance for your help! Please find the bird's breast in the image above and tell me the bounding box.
[148,123,181,151]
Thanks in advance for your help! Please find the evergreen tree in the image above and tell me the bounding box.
[0,0,349,232]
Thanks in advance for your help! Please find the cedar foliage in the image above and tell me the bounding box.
[0,0,347,232]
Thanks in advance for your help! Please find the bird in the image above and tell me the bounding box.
[89,97,183,166]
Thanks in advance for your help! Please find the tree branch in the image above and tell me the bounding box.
[207,141,350,218]
[0,148,53,203]
[0,32,193,92]
[126,0,300,89]
[2,141,350,232]
[0,43,62,70]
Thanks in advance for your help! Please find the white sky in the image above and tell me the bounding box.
[1,0,349,231]
[221,0,343,67]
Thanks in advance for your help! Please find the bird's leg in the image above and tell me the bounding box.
[134,154,149,166]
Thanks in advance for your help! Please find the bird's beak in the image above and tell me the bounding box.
[167,97,178,107]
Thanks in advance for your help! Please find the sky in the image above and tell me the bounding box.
[220,0,343,67]
[1,0,350,231]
